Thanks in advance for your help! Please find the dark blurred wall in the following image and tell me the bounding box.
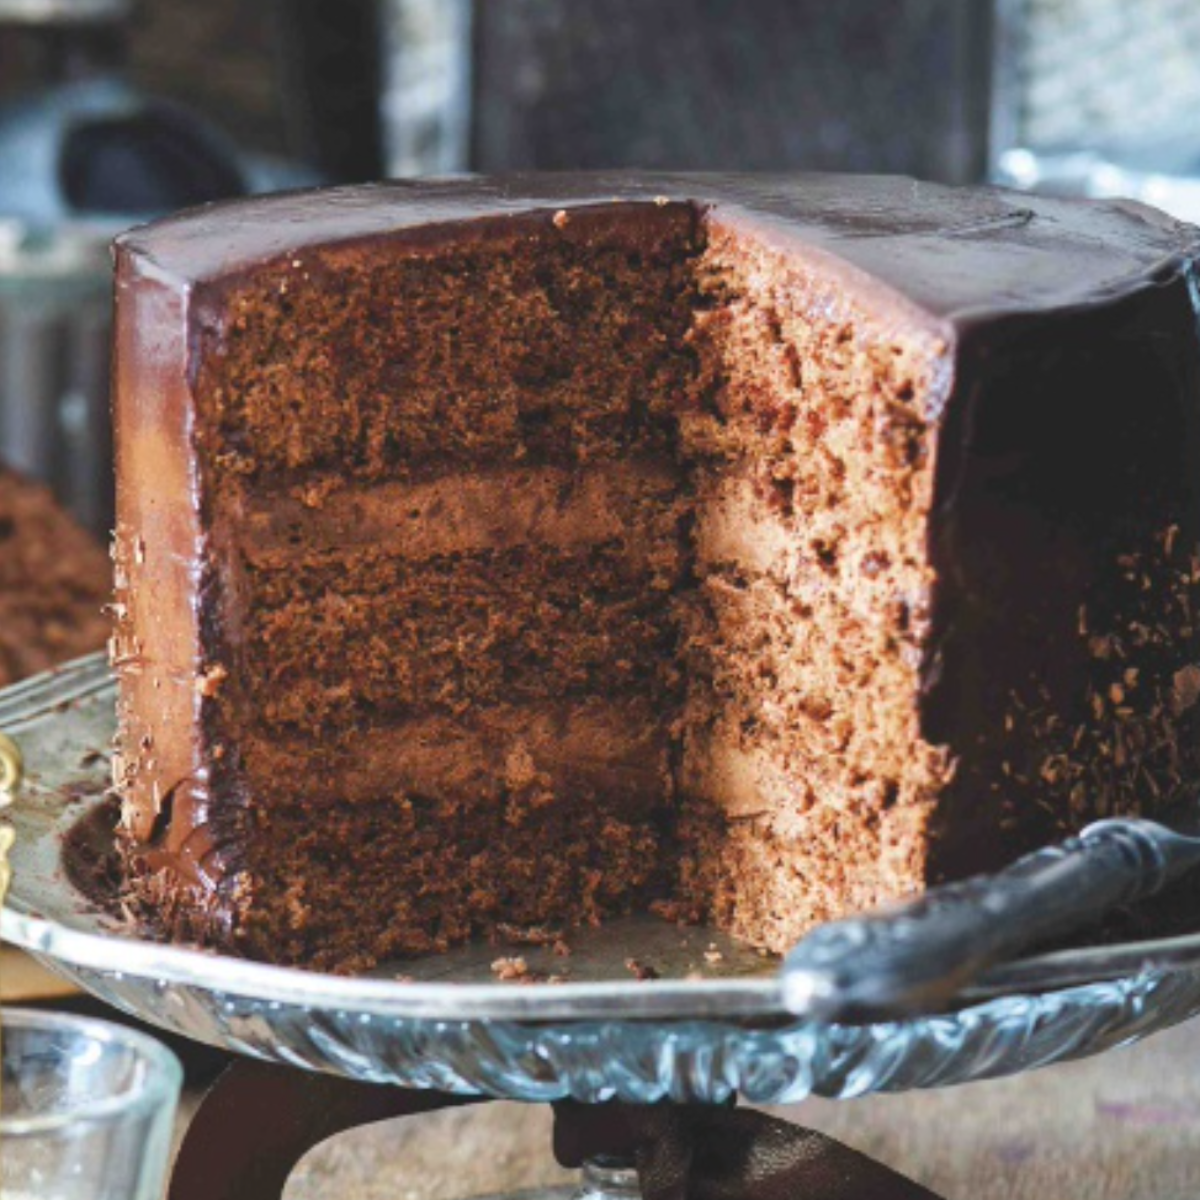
[126,0,383,180]
[124,0,995,183]
[473,0,993,181]
[126,0,290,156]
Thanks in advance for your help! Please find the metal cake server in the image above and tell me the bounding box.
[781,807,1200,1022]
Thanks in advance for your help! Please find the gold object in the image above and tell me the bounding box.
[0,823,12,910]
[0,729,22,909]
[0,730,24,799]
[0,730,18,1099]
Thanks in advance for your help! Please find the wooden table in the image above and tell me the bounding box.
[171,1017,1200,1200]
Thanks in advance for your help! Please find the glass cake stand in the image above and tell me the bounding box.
[6,655,1200,1196]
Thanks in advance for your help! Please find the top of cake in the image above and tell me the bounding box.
[117,172,1200,332]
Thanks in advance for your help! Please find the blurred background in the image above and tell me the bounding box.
[2,0,1200,537]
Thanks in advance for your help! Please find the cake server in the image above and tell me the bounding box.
[781,810,1200,1022]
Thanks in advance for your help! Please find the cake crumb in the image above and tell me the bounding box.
[504,743,538,790]
[625,957,659,981]
[649,897,695,925]
[491,955,530,981]
[1172,664,1200,714]
[494,922,564,948]
[195,664,228,698]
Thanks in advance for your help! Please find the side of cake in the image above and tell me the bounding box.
[110,175,1200,968]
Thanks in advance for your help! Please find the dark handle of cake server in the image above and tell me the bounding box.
[780,815,1200,1022]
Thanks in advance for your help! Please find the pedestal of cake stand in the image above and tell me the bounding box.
[168,1058,942,1200]
[168,1057,640,1200]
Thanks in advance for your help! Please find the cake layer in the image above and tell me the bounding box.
[229,696,676,967]
[239,540,686,730]
[194,204,700,481]
[692,469,929,608]
[225,457,690,730]
[239,792,669,969]
[231,457,684,563]
[234,697,674,815]
[683,723,943,834]
[682,571,928,777]
[676,795,933,954]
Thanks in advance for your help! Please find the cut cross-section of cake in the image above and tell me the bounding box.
[111,174,1200,970]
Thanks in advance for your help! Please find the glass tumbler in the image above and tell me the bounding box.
[1,1006,182,1200]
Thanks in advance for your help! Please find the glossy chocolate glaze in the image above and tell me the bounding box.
[121,173,1196,333]
[111,173,1200,950]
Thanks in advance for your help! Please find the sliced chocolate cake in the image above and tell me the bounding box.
[110,174,1200,970]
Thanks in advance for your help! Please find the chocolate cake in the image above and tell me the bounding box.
[111,174,1200,970]
[0,467,108,682]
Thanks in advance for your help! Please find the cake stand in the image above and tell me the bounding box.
[6,654,1200,1198]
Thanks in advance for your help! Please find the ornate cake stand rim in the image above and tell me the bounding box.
[7,898,1194,1030]
[0,900,791,1021]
